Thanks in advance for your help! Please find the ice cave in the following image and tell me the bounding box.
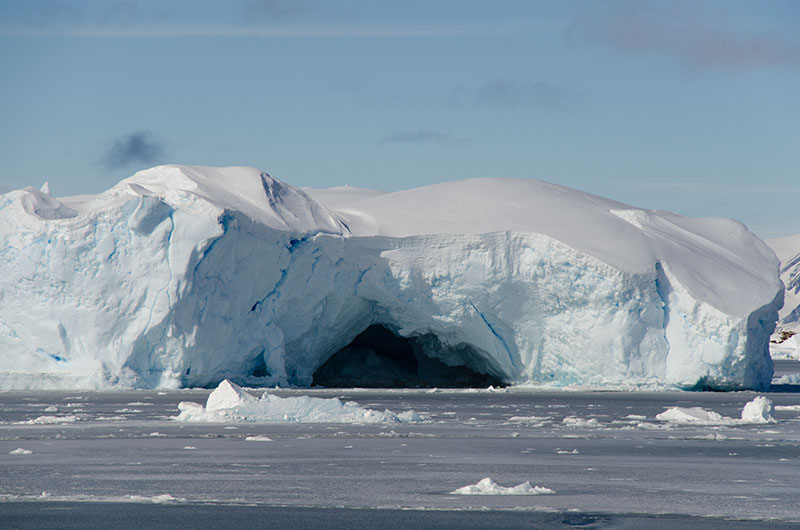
[311,325,504,388]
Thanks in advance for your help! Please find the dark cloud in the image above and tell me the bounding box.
[103,131,167,170]
[379,130,471,145]
[451,78,573,109]
[567,1,800,70]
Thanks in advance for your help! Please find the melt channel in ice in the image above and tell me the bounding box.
[176,380,426,423]
[0,165,784,390]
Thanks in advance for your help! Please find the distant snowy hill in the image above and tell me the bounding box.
[767,233,800,358]
[0,165,783,390]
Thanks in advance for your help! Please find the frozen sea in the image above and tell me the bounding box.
[2,361,800,529]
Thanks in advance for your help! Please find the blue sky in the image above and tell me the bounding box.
[1,0,798,237]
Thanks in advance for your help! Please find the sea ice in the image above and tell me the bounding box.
[9,448,33,455]
[450,477,555,495]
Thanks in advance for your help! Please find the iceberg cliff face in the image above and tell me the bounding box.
[0,165,783,390]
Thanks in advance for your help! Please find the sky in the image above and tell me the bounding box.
[1,0,798,238]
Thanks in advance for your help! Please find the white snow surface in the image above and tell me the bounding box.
[656,396,775,425]
[0,165,783,390]
[450,477,555,495]
[176,380,425,423]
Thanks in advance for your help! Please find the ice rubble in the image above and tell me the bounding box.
[0,164,783,390]
[450,477,555,495]
[655,396,775,425]
[176,379,425,423]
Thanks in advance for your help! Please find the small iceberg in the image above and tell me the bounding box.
[450,477,555,495]
[656,396,775,425]
[176,379,426,424]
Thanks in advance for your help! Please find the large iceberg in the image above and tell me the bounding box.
[0,165,783,390]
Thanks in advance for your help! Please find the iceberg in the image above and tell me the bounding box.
[0,165,783,390]
[450,477,555,495]
[767,233,800,359]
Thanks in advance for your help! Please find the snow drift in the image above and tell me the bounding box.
[0,165,783,390]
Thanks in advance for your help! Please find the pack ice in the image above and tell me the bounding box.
[0,165,782,390]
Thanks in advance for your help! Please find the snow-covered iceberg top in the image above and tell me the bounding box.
[0,165,783,390]
[176,380,426,423]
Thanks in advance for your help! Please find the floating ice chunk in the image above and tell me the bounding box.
[9,448,33,455]
[176,380,426,424]
[562,417,600,428]
[775,404,800,411]
[43,405,58,412]
[655,407,729,425]
[656,396,775,425]
[508,415,550,424]
[127,494,183,504]
[18,415,78,425]
[450,477,555,495]
[244,435,273,442]
[740,396,775,423]
[205,380,258,412]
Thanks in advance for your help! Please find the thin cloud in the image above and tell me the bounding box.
[103,131,167,170]
[241,0,307,22]
[567,1,800,70]
[452,78,574,109]
[379,130,471,145]
[0,1,534,38]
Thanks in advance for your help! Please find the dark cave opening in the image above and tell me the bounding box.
[311,324,504,388]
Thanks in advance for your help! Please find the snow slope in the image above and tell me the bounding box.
[0,165,783,390]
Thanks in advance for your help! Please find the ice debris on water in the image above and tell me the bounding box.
[656,396,775,425]
[176,380,427,424]
[450,477,555,495]
[9,448,33,455]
